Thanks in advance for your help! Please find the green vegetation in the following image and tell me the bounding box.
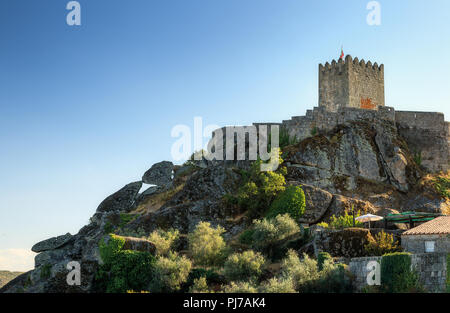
[223,250,266,282]
[40,263,52,279]
[266,185,306,220]
[222,281,258,293]
[188,221,227,267]
[321,208,363,229]
[149,251,192,292]
[224,155,286,218]
[380,252,423,293]
[259,277,296,293]
[413,151,422,166]
[189,277,211,293]
[147,228,179,256]
[364,231,401,256]
[251,214,300,255]
[279,128,299,149]
[95,234,156,293]
[433,176,450,199]
[279,250,352,293]
[317,252,332,271]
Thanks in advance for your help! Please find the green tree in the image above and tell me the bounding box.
[188,221,227,266]
[223,250,266,282]
[266,185,306,220]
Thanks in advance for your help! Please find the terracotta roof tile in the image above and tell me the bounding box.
[402,216,450,236]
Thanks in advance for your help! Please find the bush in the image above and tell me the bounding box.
[328,209,363,229]
[147,228,180,256]
[226,157,286,218]
[304,263,354,293]
[95,234,156,293]
[280,250,320,291]
[188,222,227,266]
[222,281,258,293]
[266,185,306,220]
[433,176,450,199]
[149,251,192,292]
[317,252,332,271]
[223,250,265,282]
[258,277,296,293]
[251,214,300,254]
[380,252,423,293]
[239,228,256,245]
[317,222,329,228]
[189,277,211,293]
[364,231,401,256]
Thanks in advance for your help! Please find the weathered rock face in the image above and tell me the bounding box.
[285,121,418,194]
[31,233,73,253]
[1,116,446,293]
[142,161,174,186]
[96,181,142,213]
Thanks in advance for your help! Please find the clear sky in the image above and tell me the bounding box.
[1,0,449,271]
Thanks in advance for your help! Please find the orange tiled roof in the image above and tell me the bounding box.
[402,216,450,236]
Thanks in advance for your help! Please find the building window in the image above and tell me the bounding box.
[425,241,435,253]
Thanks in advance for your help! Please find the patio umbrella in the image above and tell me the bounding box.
[356,214,383,229]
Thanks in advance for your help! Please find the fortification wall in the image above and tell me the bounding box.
[395,111,449,172]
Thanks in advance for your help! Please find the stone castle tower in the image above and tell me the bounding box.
[319,55,385,112]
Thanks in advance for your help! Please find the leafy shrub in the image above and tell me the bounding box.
[189,277,211,293]
[303,263,354,293]
[328,209,363,229]
[96,234,156,293]
[251,214,300,252]
[188,222,227,266]
[364,231,401,256]
[148,228,180,256]
[225,157,286,218]
[239,228,256,245]
[279,250,352,293]
[223,250,265,282]
[222,281,258,293]
[266,185,306,220]
[280,250,320,291]
[317,222,329,228]
[149,251,192,292]
[380,252,423,293]
[433,176,450,199]
[182,268,226,292]
[317,252,332,271]
[279,127,299,149]
[258,277,296,293]
[40,263,51,279]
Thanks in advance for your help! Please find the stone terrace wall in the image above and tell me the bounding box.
[346,253,447,292]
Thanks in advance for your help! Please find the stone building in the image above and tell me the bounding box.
[402,216,450,253]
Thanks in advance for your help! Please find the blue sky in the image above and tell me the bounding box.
[0,0,449,271]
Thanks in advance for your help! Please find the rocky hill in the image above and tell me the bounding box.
[1,117,448,293]
[0,271,23,288]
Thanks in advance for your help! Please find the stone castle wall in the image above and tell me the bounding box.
[319,55,385,112]
[395,111,450,172]
[347,253,447,292]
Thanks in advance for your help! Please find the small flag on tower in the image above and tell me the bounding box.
[339,47,344,60]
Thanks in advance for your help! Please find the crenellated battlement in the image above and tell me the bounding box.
[319,55,385,111]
